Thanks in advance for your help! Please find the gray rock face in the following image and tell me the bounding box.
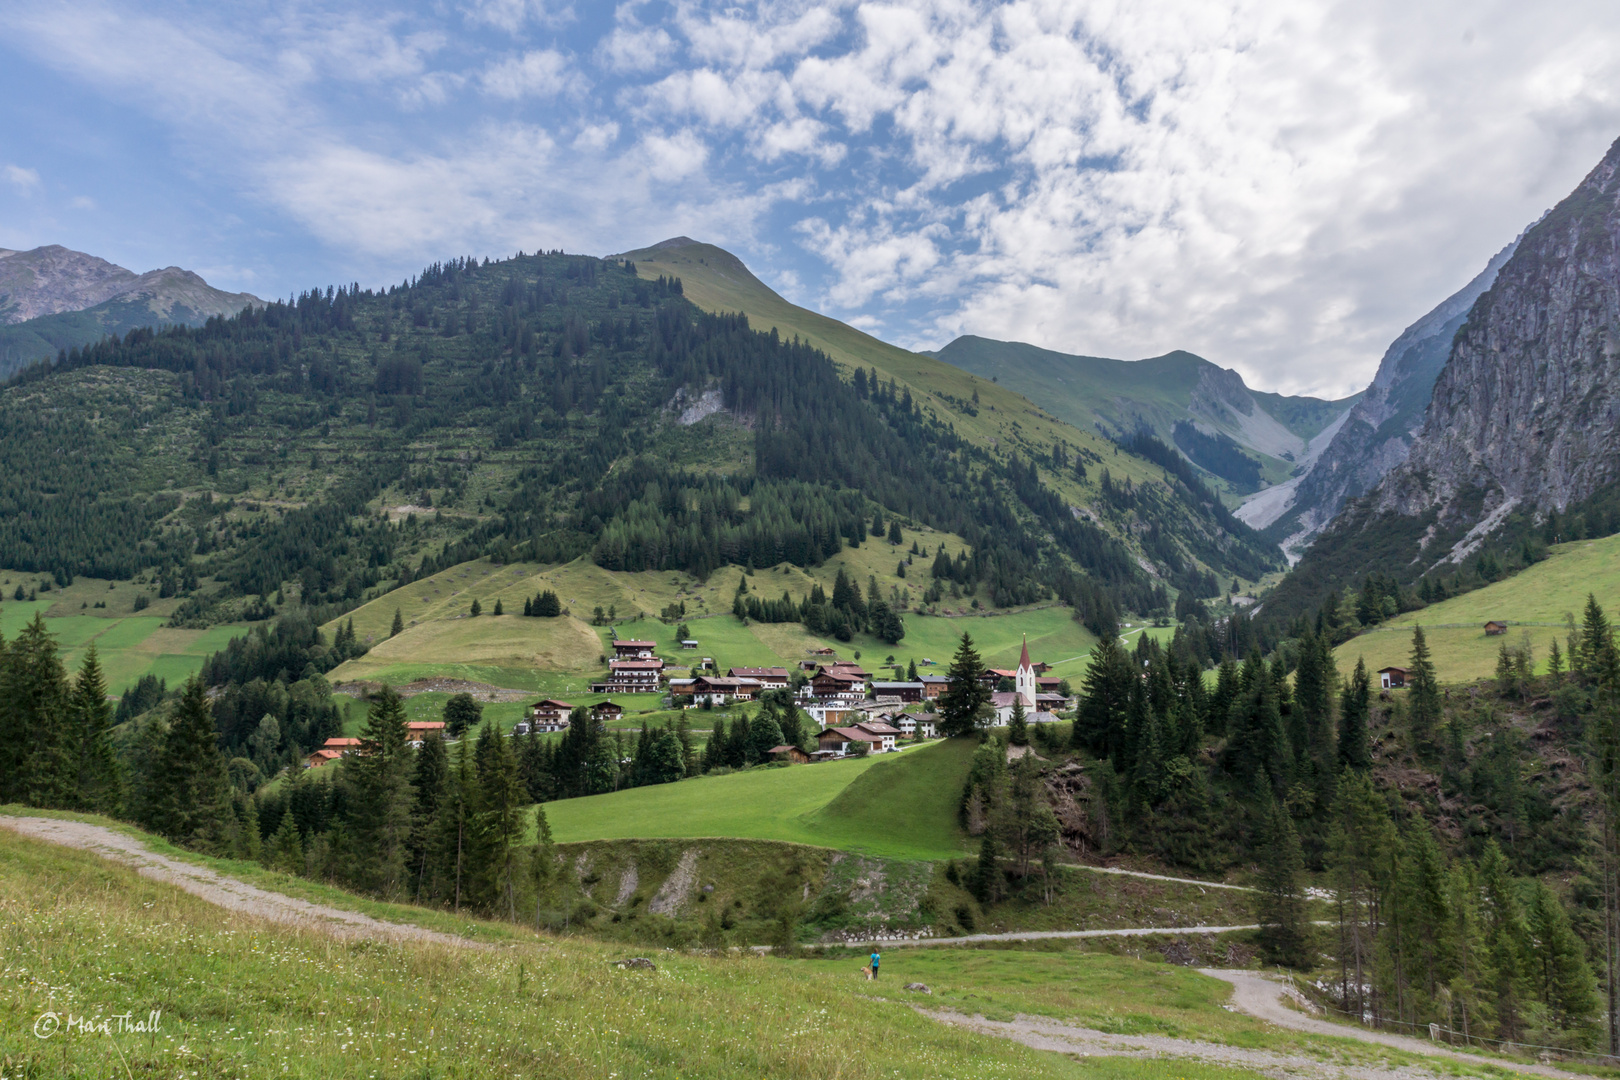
[0,244,261,326]
[1249,237,1519,553]
[1375,136,1620,527]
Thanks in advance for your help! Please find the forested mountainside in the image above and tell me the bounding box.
[0,249,1279,636]
[1240,237,1520,555]
[1264,136,1620,627]
[0,245,262,378]
[932,336,1357,498]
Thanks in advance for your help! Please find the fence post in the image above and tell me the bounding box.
[1428,1023,1440,1042]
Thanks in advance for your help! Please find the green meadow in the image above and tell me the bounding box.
[1332,532,1620,684]
[543,737,977,860]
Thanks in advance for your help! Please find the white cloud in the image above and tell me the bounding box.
[462,0,573,36]
[480,49,574,99]
[69,195,96,210]
[4,165,42,194]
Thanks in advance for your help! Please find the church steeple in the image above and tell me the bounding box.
[1015,634,1035,708]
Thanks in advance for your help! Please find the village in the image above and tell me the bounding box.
[305,634,1073,768]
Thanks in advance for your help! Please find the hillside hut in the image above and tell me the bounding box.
[1484,620,1508,636]
[1378,666,1408,690]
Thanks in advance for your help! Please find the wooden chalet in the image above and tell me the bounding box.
[1378,666,1408,690]
[305,748,344,768]
[591,701,624,722]
[689,675,762,704]
[405,721,445,746]
[869,681,924,702]
[728,666,789,688]
[591,659,664,693]
[528,700,573,730]
[816,726,885,755]
[612,639,657,659]
[919,675,949,699]
[1484,621,1509,636]
[768,744,810,764]
[811,669,865,698]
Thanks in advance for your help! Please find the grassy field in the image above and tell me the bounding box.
[1331,533,1620,684]
[0,578,248,694]
[544,737,977,860]
[8,823,1279,1080]
[324,554,1096,691]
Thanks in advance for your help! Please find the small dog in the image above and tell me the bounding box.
[861,964,874,981]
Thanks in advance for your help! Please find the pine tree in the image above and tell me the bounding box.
[530,804,556,930]
[471,720,527,917]
[1075,634,1131,755]
[492,598,503,616]
[268,809,304,875]
[907,659,919,682]
[1477,839,1530,1041]
[968,831,1003,903]
[407,732,449,899]
[1008,695,1029,746]
[436,736,476,910]
[69,643,120,812]
[1407,626,1442,752]
[391,608,404,637]
[342,685,415,896]
[1525,880,1599,1044]
[0,614,73,806]
[1337,658,1372,772]
[1582,593,1613,681]
[470,598,482,617]
[1326,771,1395,1018]
[1253,796,1312,967]
[938,632,991,737]
[145,677,233,851]
[1225,658,1291,795]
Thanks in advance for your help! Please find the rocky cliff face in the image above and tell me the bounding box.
[1375,137,1620,530]
[1254,238,1520,552]
[1262,135,1620,625]
[0,244,260,325]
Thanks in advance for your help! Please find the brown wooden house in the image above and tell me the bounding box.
[1484,621,1508,636]
[1378,667,1408,690]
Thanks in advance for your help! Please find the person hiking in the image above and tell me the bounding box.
[869,950,880,979]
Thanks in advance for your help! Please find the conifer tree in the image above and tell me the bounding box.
[1477,839,1530,1041]
[69,643,120,812]
[1075,633,1130,755]
[1407,626,1442,752]
[1008,694,1029,747]
[342,685,414,896]
[471,720,527,917]
[145,677,233,851]
[938,632,990,737]
[1253,796,1312,967]
[470,598,482,617]
[1326,771,1395,1017]
[1226,657,1291,795]
[969,830,1003,903]
[391,608,404,637]
[1525,880,1599,1043]
[0,614,73,806]
[1582,593,1613,681]
[493,598,503,616]
[435,735,476,910]
[530,804,556,930]
[268,809,304,875]
[1338,658,1372,772]
[907,659,919,682]
[408,731,449,899]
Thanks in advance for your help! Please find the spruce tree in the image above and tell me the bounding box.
[1008,695,1029,746]
[471,721,527,917]
[390,608,404,637]
[1525,880,1599,1042]
[470,598,482,617]
[1407,626,1443,752]
[268,809,304,875]
[70,643,120,812]
[1477,839,1530,1041]
[530,804,556,930]
[938,632,990,737]
[907,659,919,682]
[436,735,476,910]
[342,685,415,896]
[0,614,73,806]
[1337,658,1372,772]
[492,598,503,616]
[1581,593,1612,681]
[408,732,449,899]
[1075,634,1131,755]
[1253,796,1312,967]
[146,677,233,851]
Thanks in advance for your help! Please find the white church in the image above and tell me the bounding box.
[989,636,1043,725]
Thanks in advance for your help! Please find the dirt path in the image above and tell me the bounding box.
[836,923,1264,950]
[0,816,481,949]
[1200,969,1590,1078]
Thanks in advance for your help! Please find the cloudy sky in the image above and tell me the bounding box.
[3,0,1618,397]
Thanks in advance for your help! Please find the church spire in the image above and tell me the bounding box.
[1018,634,1031,672]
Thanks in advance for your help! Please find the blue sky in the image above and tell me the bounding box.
[3,0,1620,397]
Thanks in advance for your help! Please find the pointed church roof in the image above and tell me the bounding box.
[1018,635,1031,672]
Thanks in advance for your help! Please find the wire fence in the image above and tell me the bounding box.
[1286,974,1619,1064]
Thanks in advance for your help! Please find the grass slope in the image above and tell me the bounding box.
[1331,533,1620,684]
[544,737,977,860]
[0,574,247,694]
[6,822,1225,1080]
[325,555,1097,692]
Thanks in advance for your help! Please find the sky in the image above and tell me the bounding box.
[2,1,1619,399]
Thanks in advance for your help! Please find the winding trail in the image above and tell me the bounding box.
[0,815,481,949]
[4,814,1596,1077]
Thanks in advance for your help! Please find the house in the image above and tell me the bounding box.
[919,675,949,699]
[803,702,861,727]
[869,681,924,702]
[1035,693,1070,713]
[1484,621,1509,636]
[1032,661,1054,674]
[1379,666,1408,690]
[816,726,886,755]
[405,721,445,747]
[666,678,696,701]
[690,675,763,705]
[810,646,836,656]
[808,749,844,762]
[980,667,1017,690]
[305,748,344,768]
[323,737,363,753]
[798,659,821,671]
[826,661,872,679]
[529,699,573,730]
[591,701,623,722]
[612,639,657,660]
[768,744,810,764]
[811,669,866,698]
[891,713,937,739]
[679,639,700,650]
[852,720,899,753]
[590,659,664,693]
[1036,676,1065,694]
[728,666,790,688]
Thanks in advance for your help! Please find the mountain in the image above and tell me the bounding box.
[0,245,1280,645]
[930,335,1360,498]
[619,237,1283,597]
[1265,134,1620,624]
[1235,237,1520,557]
[0,245,262,377]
